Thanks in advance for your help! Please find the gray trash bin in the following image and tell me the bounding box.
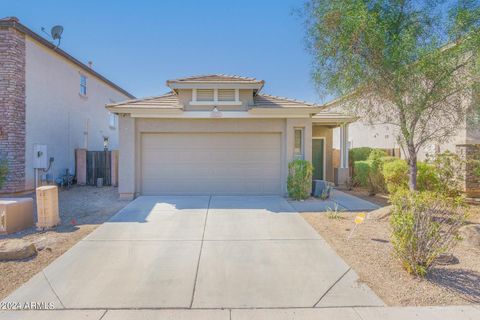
[312,180,332,198]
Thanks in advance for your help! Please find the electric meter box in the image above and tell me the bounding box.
[33,144,48,169]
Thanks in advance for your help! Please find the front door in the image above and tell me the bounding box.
[312,139,324,180]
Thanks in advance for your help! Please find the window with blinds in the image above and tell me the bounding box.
[218,89,235,101]
[197,89,214,101]
[294,128,304,160]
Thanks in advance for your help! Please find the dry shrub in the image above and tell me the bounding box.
[390,190,468,277]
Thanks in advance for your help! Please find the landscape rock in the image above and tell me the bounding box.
[33,236,58,251]
[459,224,480,247]
[435,253,459,265]
[0,239,37,261]
[368,205,392,220]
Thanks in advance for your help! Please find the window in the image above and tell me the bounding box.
[294,128,304,159]
[197,89,214,101]
[109,112,117,129]
[218,89,235,101]
[80,75,87,95]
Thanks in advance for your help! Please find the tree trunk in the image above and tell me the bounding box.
[407,147,418,190]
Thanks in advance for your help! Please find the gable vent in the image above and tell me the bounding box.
[218,89,235,101]
[197,89,214,101]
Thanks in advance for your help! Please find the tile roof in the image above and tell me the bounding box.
[168,74,264,84]
[253,94,321,108]
[107,92,181,108]
[108,91,323,110]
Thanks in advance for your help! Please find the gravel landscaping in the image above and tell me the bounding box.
[0,186,129,300]
[302,206,480,306]
[341,188,390,207]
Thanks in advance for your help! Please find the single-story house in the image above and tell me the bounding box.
[107,75,354,199]
[0,17,134,193]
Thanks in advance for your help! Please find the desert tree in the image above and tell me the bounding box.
[303,0,480,190]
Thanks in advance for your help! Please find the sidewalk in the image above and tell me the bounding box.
[1,306,479,320]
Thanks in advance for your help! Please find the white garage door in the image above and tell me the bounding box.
[141,132,282,195]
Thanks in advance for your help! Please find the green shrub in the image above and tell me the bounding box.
[417,162,439,192]
[351,149,391,191]
[287,160,313,200]
[353,160,371,187]
[353,151,404,194]
[0,158,7,189]
[365,150,388,195]
[383,159,409,193]
[383,159,444,194]
[354,150,478,196]
[367,149,388,161]
[367,170,385,195]
[390,190,466,277]
[429,151,466,196]
[349,147,373,162]
[381,156,399,164]
[354,154,395,192]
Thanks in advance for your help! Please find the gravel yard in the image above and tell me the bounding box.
[0,186,129,300]
[303,206,480,306]
[341,188,390,207]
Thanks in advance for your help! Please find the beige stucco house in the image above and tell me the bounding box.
[108,75,353,199]
[0,17,134,193]
[327,91,480,197]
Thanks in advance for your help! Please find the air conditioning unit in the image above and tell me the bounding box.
[36,185,60,229]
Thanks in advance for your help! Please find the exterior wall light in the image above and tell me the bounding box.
[210,106,222,118]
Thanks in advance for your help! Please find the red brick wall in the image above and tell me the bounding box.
[0,24,26,193]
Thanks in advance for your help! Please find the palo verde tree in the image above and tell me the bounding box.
[303,0,480,190]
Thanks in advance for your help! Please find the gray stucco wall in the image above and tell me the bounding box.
[24,37,131,190]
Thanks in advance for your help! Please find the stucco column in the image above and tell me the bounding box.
[118,115,135,200]
[337,123,350,187]
[339,124,349,168]
[75,149,87,185]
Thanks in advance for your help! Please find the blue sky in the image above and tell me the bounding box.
[1,0,327,102]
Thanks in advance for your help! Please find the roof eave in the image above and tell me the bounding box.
[106,106,319,118]
[312,114,357,124]
[167,82,264,91]
[106,105,183,114]
[249,106,321,114]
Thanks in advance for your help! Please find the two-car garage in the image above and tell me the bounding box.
[140,131,283,195]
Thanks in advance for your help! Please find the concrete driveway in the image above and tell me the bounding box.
[3,196,383,312]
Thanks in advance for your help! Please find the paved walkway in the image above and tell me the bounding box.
[1,196,477,319]
[0,306,479,320]
[289,189,380,212]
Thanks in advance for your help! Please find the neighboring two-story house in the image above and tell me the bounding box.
[328,92,480,197]
[0,17,134,193]
[108,75,354,199]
